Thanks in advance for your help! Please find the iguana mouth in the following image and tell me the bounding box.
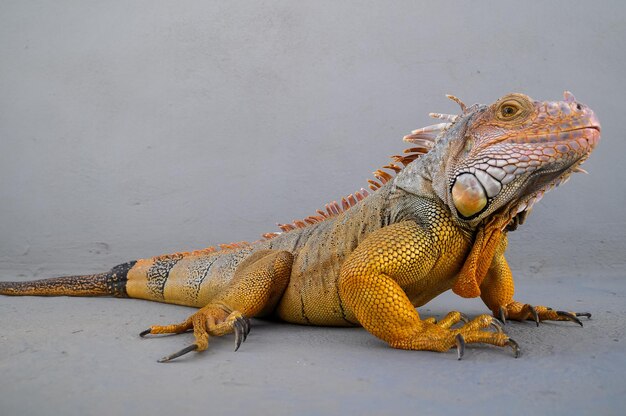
[503,155,590,231]
[492,120,600,232]
[451,126,599,224]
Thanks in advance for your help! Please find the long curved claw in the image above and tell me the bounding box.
[576,312,592,319]
[139,328,151,337]
[490,318,504,334]
[557,311,583,327]
[455,334,465,360]
[459,313,469,324]
[506,338,521,358]
[528,305,540,327]
[234,321,243,351]
[498,306,507,324]
[237,317,248,342]
[158,344,198,363]
[241,316,251,338]
[233,317,250,351]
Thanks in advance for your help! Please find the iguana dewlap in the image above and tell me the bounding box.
[0,92,600,361]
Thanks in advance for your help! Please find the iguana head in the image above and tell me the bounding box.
[401,91,601,229]
[275,91,600,237]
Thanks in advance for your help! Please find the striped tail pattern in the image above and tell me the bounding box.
[0,261,136,298]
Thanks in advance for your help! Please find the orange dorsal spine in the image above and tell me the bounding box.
[147,129,440,258]
[275,144,435,235]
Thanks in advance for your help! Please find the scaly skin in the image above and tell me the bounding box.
[0,92,600,361]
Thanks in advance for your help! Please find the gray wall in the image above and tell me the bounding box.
[1,1,624,279]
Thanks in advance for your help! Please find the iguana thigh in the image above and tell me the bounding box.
[141,249,293,361]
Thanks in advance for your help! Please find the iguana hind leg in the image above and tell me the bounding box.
[141,249,293,362]
[338,222,518,359]
[479,235,591,326]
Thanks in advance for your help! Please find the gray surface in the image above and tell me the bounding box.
[1,1,625,415]
[1,275,625,416]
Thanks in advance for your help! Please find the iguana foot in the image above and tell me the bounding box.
[424,311,504,332]
[392,313,518,359]
[497,302,591,326]
[140,305,251,362]
[139,250,293,362]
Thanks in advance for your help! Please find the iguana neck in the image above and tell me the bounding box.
[389,154,466,229]
[390,157,510,299]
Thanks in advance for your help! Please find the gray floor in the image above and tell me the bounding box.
[1,274,625,416]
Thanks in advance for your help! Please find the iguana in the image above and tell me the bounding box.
[0,92,601,362]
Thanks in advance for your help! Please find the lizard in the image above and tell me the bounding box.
[0,91,601,362]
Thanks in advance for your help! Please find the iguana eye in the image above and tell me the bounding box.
[499,102,520,119]
[494,95,533,121]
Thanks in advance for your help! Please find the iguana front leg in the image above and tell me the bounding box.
[141,249,293,362]
[338,221,518,359]
[480,234,590,326]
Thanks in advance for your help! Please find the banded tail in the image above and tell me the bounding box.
[0,261,136,298]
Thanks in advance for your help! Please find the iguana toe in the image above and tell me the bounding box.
[435,311,469,329]
[528,304,540,327]
[556,311,583,327]
[506,338,521,358]
[490,319,504,333]
[498,306,507,324]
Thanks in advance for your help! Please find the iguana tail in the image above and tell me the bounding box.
[0,261,136,298]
